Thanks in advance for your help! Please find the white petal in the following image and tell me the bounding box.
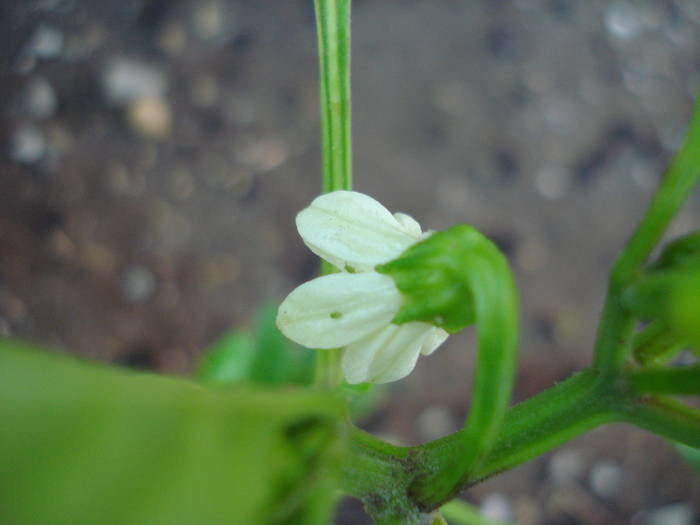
[393,212,423,238]
[420,327,449,356]
[341,322,435,384]
[276,272,401,349]
[296,191,421,272]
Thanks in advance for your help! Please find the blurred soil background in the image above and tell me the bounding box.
[1,1,700,524]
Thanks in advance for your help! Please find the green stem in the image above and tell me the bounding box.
[340,428,409,499]
[593,91,700,375]
[315,0,352,193]
[629,365,700,395]
[341,429,426,525]
[342,369,700,516]
[414,370,616,498]
[313,350,343,390]
[313,0,352,390]
[616,395,700,448]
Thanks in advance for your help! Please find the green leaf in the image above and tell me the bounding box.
[675,442,700,476]
[250,303,305,385]
[196,330,256,384]
[197,304,315,387]
[0,339,345,525]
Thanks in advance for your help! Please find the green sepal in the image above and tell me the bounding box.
[378,224,519,507]
[377,225,507,333]
[623,268,700,352]
[651,230,700,271]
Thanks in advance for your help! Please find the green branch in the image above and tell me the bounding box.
[593,91,700,376]
[415,370,616,493]
[630,365,700,395]
[617,395,700,448]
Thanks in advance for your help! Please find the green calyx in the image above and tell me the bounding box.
[376,225,505,333]
[650,230,700,271]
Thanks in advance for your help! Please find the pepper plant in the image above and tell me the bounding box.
[0,1,699,525]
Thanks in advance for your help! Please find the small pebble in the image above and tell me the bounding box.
[534,166,569,200]
[548,448,585,484]
[101,58,167,106]
[646,503,695,525]
[168,168,196,201]
[234,136,288,172]
[516,237,548,274]
[191,1,237,42]
[25,77,57,119]
[415,405,456,441]
[26,24,64,59]
[203,255,240,288]
[10,124,46,164]
[121,265,156,303]
[481,493,513,522]
[190,75,219,108]
[192,1,225,40]
[127,96,172,139]
[589,460,623,499]
[542,96,578,136]
[157,22,188,56]
[605,2,644,41]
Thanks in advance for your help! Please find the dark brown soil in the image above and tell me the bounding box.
[2,1,699,524]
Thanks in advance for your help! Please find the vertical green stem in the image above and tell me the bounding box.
[315,0,353,193]
[593,91,700,375]
[313,0,352,389]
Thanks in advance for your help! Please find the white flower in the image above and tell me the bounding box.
[276,191,449,384]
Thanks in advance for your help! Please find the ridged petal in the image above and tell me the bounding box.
[393,212,423,238]
[296,191,422,272]
[276,272,401,349]
[420,327,449,356]
[341,322,436,384]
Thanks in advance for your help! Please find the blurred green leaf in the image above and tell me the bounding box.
[675,442,700,476]
[250,302,300,384]
[196,331,256,384]
[338,381,386,421]
[197,303,315,387]
[0,339,345,525]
